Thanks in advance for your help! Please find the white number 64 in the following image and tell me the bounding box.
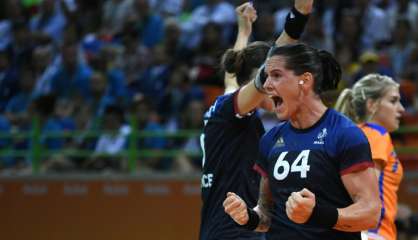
[273,150,311,180]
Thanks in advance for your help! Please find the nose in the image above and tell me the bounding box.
[263,76,273,93]
[399,102,405,113]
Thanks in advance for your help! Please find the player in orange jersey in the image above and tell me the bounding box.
[335,74,405,240]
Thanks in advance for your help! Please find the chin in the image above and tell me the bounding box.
[275,112,288,121]
[388,124,399,133]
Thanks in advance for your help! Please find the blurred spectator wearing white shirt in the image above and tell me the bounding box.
[88,105,130,171]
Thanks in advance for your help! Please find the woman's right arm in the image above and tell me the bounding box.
[254,176,274,232]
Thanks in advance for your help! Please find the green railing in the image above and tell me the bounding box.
[1,117,417,174]
[0,116,202,174]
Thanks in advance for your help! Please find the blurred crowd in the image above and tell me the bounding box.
[0,0,418,175]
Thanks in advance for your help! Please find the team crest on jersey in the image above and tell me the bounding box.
[274,137,285,147]
[314,128,327,145]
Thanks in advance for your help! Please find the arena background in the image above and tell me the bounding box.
[1,0,418,239]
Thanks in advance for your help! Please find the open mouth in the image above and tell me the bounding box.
[271,96,283,107]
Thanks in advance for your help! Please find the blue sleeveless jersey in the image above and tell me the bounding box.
[199,90,265,240]
[254,109,373,240]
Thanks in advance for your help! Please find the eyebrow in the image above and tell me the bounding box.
[269,69,283,74]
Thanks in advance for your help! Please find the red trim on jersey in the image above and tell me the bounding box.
[233,90,241,115]
[340,161,374,176]
[253,164,268,177]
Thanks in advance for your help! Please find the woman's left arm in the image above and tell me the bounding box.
[334,167,381,232]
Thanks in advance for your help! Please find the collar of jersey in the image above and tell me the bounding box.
[288,108,330,133]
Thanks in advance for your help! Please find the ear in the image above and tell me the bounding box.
[366,98,379,116]
[300,72,314,93]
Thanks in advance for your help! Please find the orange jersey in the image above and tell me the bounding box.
[360,123,403,240]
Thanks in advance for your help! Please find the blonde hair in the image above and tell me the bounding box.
[335,74,399,123]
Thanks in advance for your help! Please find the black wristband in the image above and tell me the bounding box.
[241,207,260,231]
[254,64,267,94]
[306,204,338,228]
[284,7,310,39]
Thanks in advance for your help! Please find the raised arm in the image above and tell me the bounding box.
[334,168,381,232]
[235,0,313,115]
[275,0,313,47]
[224,2,257,93]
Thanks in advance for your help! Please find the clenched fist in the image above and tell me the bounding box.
[294,0,314,15]
[223,192,249,225]
[235,2,257,37]
[286,188,316,224]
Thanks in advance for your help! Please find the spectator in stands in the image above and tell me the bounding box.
[5,64,36,126]
[42,97,78,173]
[29,0,67,44]
[160,64,204,122]
[173,99,204,173]
[386,18,416,79]
[0,115,12,170]
[75,0,102,36]
[131,96,168,172]
[334,9,362,65]
[161,20,189,62]
[49,40,92,100]
[117,23,150,87]
[334,44,360,90]
[8,19,33,69]
[385,0,418,32]
[149,0,185,18]
[353,0,391,50]
[87,104,129,171]
[102,0,134,36]
[190,22,225,107]
[301,12,333,52]
[87,45,127,105]
[0,1,12,50]
[0,0,26,50]
[87,71,116,117]
[352,51,394,84]
[181,0,235,48]
[0,50,18,112]
[131,0,164,48]
[132,45,172,113]
[31,44,58,98]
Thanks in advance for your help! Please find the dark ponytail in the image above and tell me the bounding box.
[221,41,271,86]
[222,49,244,76]
[318,50,341,92]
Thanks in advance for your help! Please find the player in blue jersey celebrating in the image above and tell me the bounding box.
[223,43,381,239]
[199,1,313,240]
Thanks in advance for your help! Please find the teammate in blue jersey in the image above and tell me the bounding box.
[199,1,313,240]
[223,43,381,239]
